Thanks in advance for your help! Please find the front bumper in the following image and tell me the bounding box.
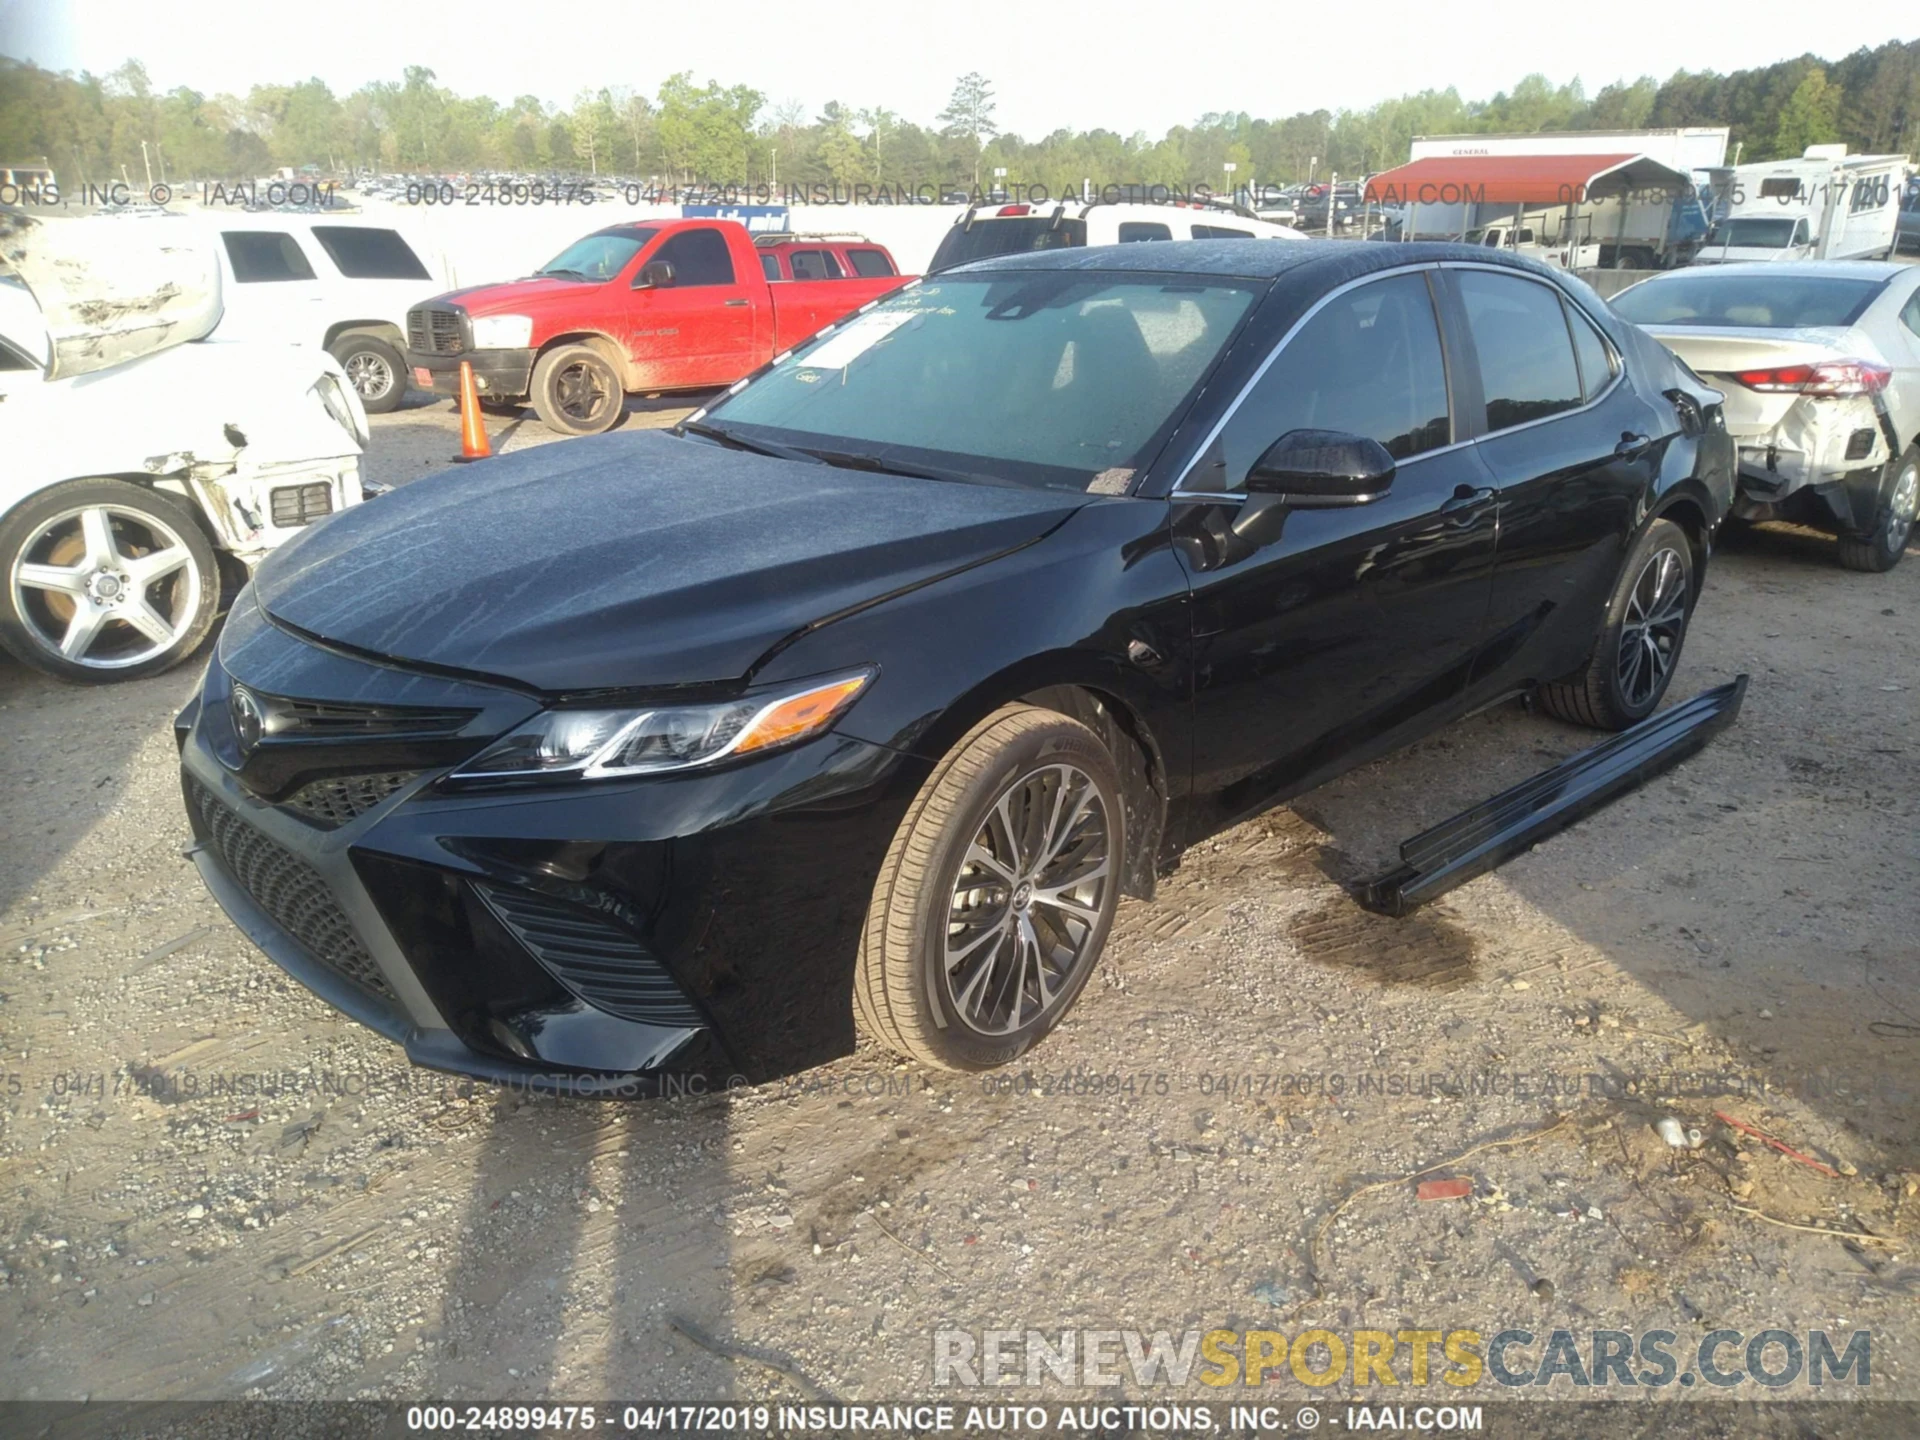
[406,348,536,400]
[187,456,363,564]
[177,608,926,1091]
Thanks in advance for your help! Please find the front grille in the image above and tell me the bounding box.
[406,305,465,355]
[283,771,418,828]
[473,883,702,1027]
[260,695,476,740]
[188,777,397,1002]
[270,483,334,528]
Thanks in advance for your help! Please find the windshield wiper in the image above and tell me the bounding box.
[536,266,591,279]
[679,420,824,464]
[800,447,1022,488]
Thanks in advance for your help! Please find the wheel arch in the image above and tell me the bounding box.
[1647,487,1714,596]
[535,331,631,390]
[323,320,404,351]
[884,652,1175,900]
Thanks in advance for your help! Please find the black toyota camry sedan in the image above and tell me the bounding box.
[178,240,1733,1090]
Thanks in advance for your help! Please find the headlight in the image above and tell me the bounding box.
[449,670,873,783]
[313,374,369,448]
[470,314,534,350]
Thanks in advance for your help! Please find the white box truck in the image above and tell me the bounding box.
[1696,146,1906,264]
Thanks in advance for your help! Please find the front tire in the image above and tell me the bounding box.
[530,344,624,436]
[1836,446,1917,573]
[1537,518,1694,730]
[0,479,221,683]
[855,705,1124,1071]
[328,334,406,414]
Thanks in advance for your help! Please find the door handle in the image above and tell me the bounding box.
[1615,431,1653,459]
[1439,483,1495,517]
[722,298,749,307]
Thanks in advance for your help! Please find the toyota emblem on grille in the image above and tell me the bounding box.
[230,684,265,754]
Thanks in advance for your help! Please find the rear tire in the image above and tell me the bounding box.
[1836,446,1917,573]
[328,334,405,414]
[854,705,1124,1072]
[1537,518,1694,730]
[0,479,220,683]
[530,344,623,436]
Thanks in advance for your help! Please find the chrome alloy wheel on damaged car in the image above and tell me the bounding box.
[855,704,1125,1072]
[1616,543,1689,711]
[942,761,1112,1036]
[0,479,220,682]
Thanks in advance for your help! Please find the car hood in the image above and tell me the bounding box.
[252,430,1086,693]
[431,275,614,314]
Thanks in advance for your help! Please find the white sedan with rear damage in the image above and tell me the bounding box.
[0,275,368,681]
[1611,261,1920,572]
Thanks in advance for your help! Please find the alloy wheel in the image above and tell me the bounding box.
[554,361,611,424]
[343,350,395,401]
[941,763,1111,1036]
[9,504,201,669]
[1887,456,1918,555]
[1616,545,1688,710]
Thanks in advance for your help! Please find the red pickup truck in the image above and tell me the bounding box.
[405,220,908,435]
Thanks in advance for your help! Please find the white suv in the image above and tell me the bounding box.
[929,201,1307,270]
[200,215,450,413]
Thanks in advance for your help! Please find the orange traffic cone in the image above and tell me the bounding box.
[452,360,492,463]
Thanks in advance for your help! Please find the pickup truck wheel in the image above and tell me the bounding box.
[1836,447,1917,573]
[328,335,405,414]
[0,479,220,683]
[855,705,1123,1072]
[530,344,623,436]
[1537,518,1693,730]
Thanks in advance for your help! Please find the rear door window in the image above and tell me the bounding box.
[788,250,830,280]
[310,226,431,280]
[223,231,317,283]
[1118,222,1173,243]
[1565,300,1617,402]
[1192,224,1252,239]
[847,248,895,277]
[1194,270,1452,491]
[653,228,735,287]
[1456,270,1583,432]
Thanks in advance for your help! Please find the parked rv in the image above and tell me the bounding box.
[1696,147,1905,265]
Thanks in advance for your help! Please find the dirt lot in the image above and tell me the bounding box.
[2,393,1917,1427]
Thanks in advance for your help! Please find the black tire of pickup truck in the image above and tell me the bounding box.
[530,344,624,436]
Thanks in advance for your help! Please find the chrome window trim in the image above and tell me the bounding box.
[1170,262,1455,497]
[1171,259,1630,498]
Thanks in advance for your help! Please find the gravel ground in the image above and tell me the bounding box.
[2,399,1917,1429]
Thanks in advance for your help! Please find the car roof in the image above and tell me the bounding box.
[942,238,1555,283]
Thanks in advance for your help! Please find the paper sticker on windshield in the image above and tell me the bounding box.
[1087,468,1135,495]
[797,309,917,371]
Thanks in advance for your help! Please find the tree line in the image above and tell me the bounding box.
[2,40,1916,195]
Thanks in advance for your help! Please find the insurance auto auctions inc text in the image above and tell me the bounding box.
[933,1326,1871,1391]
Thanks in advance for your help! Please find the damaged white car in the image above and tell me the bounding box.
[0,217,367,681]
[1612,261,1920,572]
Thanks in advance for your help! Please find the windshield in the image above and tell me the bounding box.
[536,228,655,280]
[1703,217,1802,249]
[929,217,1089,272]
[1611,273,1882,329]
[698,272,1258,491]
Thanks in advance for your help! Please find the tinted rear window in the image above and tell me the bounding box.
[1117,222,1172,243]
[223,231,316,283]
[1192,224,1252,239]
[310,226,431,280]
[848,248,895,277]
[929,217,1088,271]
[1611,274,1882,329]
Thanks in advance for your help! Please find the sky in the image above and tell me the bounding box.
[2,0,1914,139]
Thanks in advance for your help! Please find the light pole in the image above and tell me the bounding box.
[1223,160,1236,205]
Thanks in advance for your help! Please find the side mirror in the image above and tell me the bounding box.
[635,260,675,290]
[1245,429,1396,506]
